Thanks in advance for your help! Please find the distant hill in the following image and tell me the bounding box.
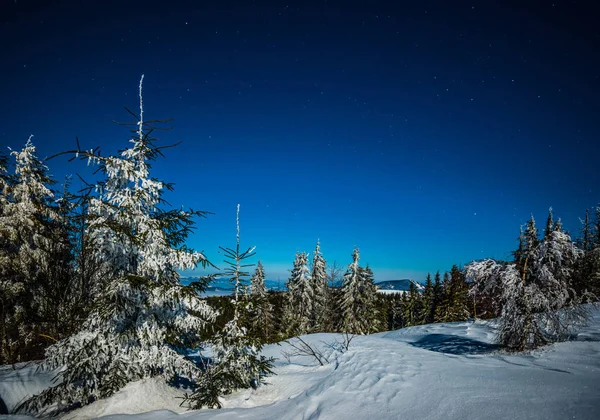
[180,277,284,294]
[375,279,424,294]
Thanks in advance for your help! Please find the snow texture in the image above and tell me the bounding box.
[3,306,599,419]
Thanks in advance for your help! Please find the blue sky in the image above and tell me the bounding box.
[1,0,598,282]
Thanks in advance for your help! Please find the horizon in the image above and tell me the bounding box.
[1,1,598,282]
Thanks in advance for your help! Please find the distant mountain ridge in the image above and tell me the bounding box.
[180,277,283,292]
[375,279,424,293]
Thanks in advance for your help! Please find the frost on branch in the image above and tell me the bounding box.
[467,215,590,351]
[19,76,216,415]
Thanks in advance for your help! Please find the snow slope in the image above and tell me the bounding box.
[2,307,599,419]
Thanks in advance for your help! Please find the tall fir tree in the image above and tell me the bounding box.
[388,293,405,330]
[445,265,470,322]
[0,138,73,364]
[544,207,554,240]
[340,248,379,334]
[282,251,313,337]
[421,273,434,324]
[432,271,443,319]
[403,282,422,327]
[21,76,217,415]
[248,261,274,342]
[310,240,328,331]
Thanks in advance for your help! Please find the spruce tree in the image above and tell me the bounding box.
[248,261,274,342]
[421,273,434,324]
[310,240,328,331]
[282,251,313,336]
[467,212,589,351]
[340,248,378,334]
[435,272,451,322]
[403,281,423,326]
[544,207,554,240]
[186,205,273,409]
[0,138,73,363]
[432,271,443,320]
[21,76,217,415]
[446,265,470,322]
[388,293,404,330]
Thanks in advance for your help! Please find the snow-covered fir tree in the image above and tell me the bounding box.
[467,213,589,351]
[0,138,73,364]
[282,251,313,337]
[340,248,379,334]
[186,205,273,409]
[248,261,274,342]
[310,240,328,331]
[20,76,217,415]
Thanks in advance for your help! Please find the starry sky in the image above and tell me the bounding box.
[1,0,599,283]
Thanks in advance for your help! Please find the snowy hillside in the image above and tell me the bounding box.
[376,279,424,294]
[2,306,599,419]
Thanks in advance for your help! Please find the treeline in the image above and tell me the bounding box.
[207,263,474,345]
[208,208,600,352]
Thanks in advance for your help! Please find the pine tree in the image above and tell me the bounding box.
[21,76,217,415]
[340,248,378,334]
[282,251,313,337]
[310,240,328,331]
[186,205,273,409]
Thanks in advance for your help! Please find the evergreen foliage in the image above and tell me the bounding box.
[248,261,274,342]
[467,212,590,351]
[421,273,434,324]
[20,76,217,415]
[0,139,75,364]
[436,266,470,322]
[310,240,328,331]
[282,251,313,337]
[340,249,379,334]
[185,206,273,409]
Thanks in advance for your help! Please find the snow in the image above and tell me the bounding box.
[2,307,600,419]
[0,362,57,413]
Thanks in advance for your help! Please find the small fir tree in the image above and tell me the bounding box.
[186,205,273,409]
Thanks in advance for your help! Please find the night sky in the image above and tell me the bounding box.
[1,0,598,283]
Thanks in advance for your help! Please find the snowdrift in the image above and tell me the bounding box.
[2,307,599,419]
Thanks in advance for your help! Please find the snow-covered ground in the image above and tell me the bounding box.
[2,307,599,419]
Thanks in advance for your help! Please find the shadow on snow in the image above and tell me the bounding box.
[410,334,499,355]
